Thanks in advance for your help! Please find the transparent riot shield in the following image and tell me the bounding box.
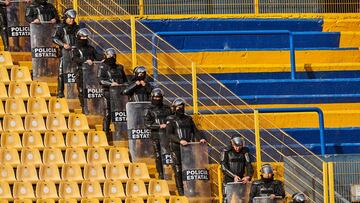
[181,142,211,200]
[159,128,173,180]
[110,85,128,144]
[252,196,284,203]
[225,182,248,203]
[126,101,154,164]
[7,1,31,52]
[63,48,78,99]
[82,62,105,115]
[30,23,59,82]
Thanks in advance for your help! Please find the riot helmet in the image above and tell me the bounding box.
[64,9,77,19]
[133,66,147,80]
[292,193,306,203]
[151,88,164,106]
[260,164,274,179]
[76,28,91,39]
[104,48,117,58]
[231,135,244,147]
[172,98,186,115]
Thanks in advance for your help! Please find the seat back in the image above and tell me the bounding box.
[11,66,32,83]
[30,81,51,98]
[59,181,81,199]
[84,164,105,181]
[105,163,128,181]
[81,180,103,198]
[125,180,147,198]
[8,82,29,98]
[5,98,26,115]
[87,147,108,165]
[44,131,65,148]
[128,163,150,180]
[27,97,48,114]
[1,132,22,149]
[39,164,61,182]
[65,148,87,165]
[3,114,25,132]
[21,148,42,165]
[103,180,126,198]
[46,114,68,131]
[87,131,108,147]
[13,181,35,199]
[48,98,70,114]
[68,113,89,131]
[43,148,64,165]
[35,181,58,199]
[22,131,44,148]
[24,114,47,132]
[16,164,39,182]
[0,148,20,166]
[66,131,87,148]
[109,147,130,165]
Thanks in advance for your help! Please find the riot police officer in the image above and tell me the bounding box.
[166,98,206,195]
[291,193,306,203]
[123,66,153,101]
[25,0,59,24]
[144,88,172,179]
[221,135,254,203]
[52,8,79,98]
[98,48,128,140]
[73,28,103,114]
[0,0,9,51]
[249,164,285,202]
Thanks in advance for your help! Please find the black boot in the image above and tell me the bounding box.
[57,74,65,98]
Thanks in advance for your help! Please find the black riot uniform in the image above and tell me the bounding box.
[166,98,206,195]
[221,135,254,203]
[52,9,79,98]
[144,88,172,179]
[25,0,59,23]
[123,66,153,102]
[0,0,9,51]
[249,164,285,202]
[98,48,128,139]
[73,28,103,113]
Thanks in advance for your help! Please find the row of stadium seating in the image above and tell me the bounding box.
[0,82,51,99]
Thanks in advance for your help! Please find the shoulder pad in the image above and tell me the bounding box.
[223,146,232,152]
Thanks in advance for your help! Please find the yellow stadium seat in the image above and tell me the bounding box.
[87,147,108,165]
[58,199,77,203]
[87,131,109,147]
[0,52,13,66]
[22,131,44,149]
[1,132,22,149]
[8,82,29,99]
[3,114,24,132]
[46,114,68,132]
[148,180,170,198]
[0,182,12,200]
[109,147,131,166]
[0,122,2,132]
[24,114,47,132]
[21,148,42,166]
[30,82,51,99]
[125,180,148,198]
[103,180,126,199]
[147,197,167,203]
[0,99,4,116]
[0,165,16,182]
[43,148,64,165]
[65,148,86,165]
[0,83,8,99]
[81,199,100,203]
[81,180,103,199]
[68,113,89,131]
[0,148,20,166]
[169,196,189,203]
[39,164,61,182]
[59,181,81,199]
[125,197,144,203]
[35,181,58,199]
[0,66,10,84]
[13,181,35,199]
[61,164,84,182]
[104,198,123,203]
[14,199,32,203]
[84,164,105,181]
[11,66,32,83]
[5,98,26,115]
[44,131,65,148]
[48,98,70,114]
[27,97,48,115]
[16,164,39,183]
[105,163,128,182]
[36,199,56,203]
[66,131,87,148]
[128,163,150,181]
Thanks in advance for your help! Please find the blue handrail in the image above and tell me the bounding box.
[152,30,296,80]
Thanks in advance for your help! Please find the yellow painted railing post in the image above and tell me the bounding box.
[323,162,329,203]
[254,110,262,179]
[328,162,335,203]
[254,0,259,14]
[55,0,62,15]
[130,16,137,68]
[217,165,223,203]
[192,62,198,115]
[139,0,144,16]
[73,0,79,23]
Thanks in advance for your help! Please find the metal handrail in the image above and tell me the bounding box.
[152,30,296,80]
